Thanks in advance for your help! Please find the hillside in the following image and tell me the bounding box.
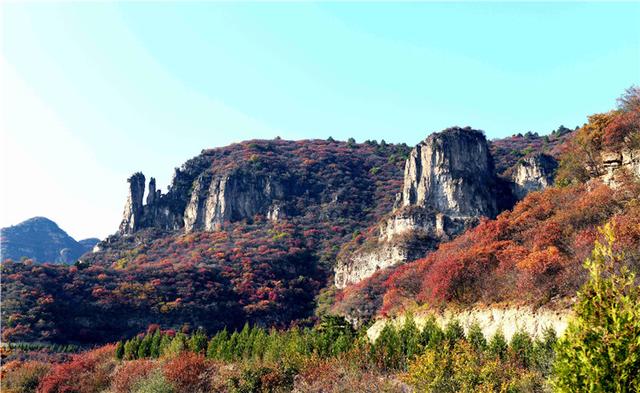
[4,92,639,347]
[0,217,97,264]
[334,93,640,324]
[1,132,555,345]
[2,139,411,344]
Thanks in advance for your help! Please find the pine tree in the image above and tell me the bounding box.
[158,333,172,357]
[419,315,444,349]
[553,224,640,392]
[509,330,534,368]
[124,337,141,360]
[150,330,162,358]
[487,330,508,361]
[444,319,465,346]
[466,322,486,352]
[398,314,421,360]
[373,322,403,370]
[188,328,208,354]
[115,340,125,360]
[137,333,152,359]
[206,328,228,360]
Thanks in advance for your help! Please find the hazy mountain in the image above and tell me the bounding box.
[0,217,98,264]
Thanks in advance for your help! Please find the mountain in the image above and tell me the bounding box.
[0,131,570,345]
[0,217,98,264]
[334,112,640,324]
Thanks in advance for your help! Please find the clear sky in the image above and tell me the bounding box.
[1,2,639,240]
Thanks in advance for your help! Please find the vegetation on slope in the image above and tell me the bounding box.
[334,87,640,321]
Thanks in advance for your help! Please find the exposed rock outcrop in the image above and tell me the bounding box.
[367,307,572,342]
[183,171,288,233]
[118,164,295,235]
[335,127,513,289]
[119,173,146,234]
[600,149,640,186]
[510,153,558,199]
[397,128,500,217]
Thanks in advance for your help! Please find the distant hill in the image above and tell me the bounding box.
[0,217,98,264]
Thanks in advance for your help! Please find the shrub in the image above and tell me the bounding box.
[38,345,116,393]
[553,224,640,392]
[0,361,50,393]
[162,352,211,393]
[131,371,174,393]
[111,359,155,393]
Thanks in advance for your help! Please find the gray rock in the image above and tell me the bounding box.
[118,173,146,234]
[510,153,558,199]
[335,127,509,288]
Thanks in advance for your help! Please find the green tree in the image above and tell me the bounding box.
[188,328,208,354]
[124,336,141,360]
[138,333,152,358]
[553,224,640,392]
[150,330,162,358]
[487,330,508,361]
[372,322,403,370]
[466,322,486,352]
[115,340,125,360]
[509,330,534,368]
[444,319,465,346]
[419,315,444,349]
[398,314,421,360]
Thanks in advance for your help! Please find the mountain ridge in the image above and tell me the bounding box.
[1,217,98,264]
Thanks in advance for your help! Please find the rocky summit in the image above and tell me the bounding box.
[335,127,526,288]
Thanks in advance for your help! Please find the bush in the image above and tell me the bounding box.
[111,359,155,393]
[162,352,211,393]
[0,361,50,393]
[38,345,116,393]
[131,371,175,393]
[553,224,640,392]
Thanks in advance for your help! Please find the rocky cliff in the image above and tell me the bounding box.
[118,166,298,236]
[510,153,558,199]
[335,127,515,288]
[600,149,640,186]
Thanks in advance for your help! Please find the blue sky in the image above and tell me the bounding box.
[1,2,639,239]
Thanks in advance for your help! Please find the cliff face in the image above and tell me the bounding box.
[95,139,410,268]
[600,149,640,186]
[398,128,500,217]
[335,128,514,289]
[118,169,295,235]
[183,171,290,232]
[510,153,558,199]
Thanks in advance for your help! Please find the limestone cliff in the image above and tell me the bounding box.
[510,153,558,199]
[119,173,146,234]
[335,127,513,289]
[183,170,288,233]
[397,127,500,216]
[600,149,640,186]
[118,168,292,236]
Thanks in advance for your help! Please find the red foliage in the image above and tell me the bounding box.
[38,345,116,393]
[338,177,639,317]
[110,359,155,393]
[163,352,211,393]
